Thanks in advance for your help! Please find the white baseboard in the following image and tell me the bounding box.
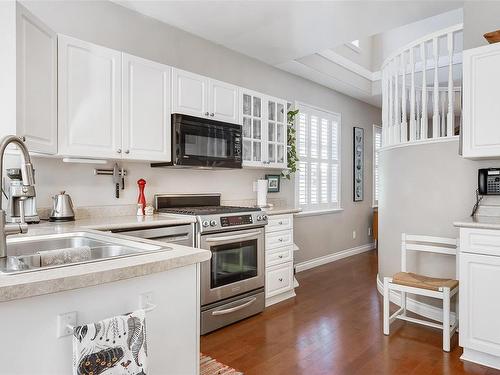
[265,289,296,307]
[376,274,456,325]
[295,242,375,273]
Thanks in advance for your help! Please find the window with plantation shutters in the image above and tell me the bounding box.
[373,125,382,207]
[295,103,341,212]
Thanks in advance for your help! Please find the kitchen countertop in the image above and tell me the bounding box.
[262,207,302,216]
[0,224,209,303]
[454,215,500,230]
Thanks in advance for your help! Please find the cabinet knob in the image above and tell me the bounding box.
[21,136,26,142]
[117,149,122,154]
[278,278,283,282]
[205,112,209,116]
[278,238,283,242]
[125,150,130,154]
[278,221,283,225]
[278,255,283,258]
[210,113,215,117]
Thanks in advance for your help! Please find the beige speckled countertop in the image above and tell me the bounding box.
[262,207,302,216]
[0,223,209,302]
[454,216,500,230]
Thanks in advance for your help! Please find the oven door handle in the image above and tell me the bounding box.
[205,231,261,243]
[211,297,257,316]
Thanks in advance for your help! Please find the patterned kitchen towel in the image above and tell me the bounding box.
[72,309,148,375]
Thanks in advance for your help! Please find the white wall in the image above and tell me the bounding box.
[13,0,381,263]
[463,1,500,49]
[378,141,495,281]
[371,8,463,71]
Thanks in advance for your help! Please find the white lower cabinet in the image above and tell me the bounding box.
[459,227,500,369]
[265,214,296,306]
[266,261,294,298]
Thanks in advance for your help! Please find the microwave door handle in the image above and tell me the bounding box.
[205,231,261,243]
[211,297,257,316]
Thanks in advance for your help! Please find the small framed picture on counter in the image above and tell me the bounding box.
[265,174,280,193]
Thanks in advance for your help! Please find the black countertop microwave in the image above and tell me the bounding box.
[151,113,242,169]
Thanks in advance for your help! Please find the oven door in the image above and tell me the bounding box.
[173,114,242,168]
[200,227,265,306]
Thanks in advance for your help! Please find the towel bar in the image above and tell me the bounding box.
[65,303,157,331]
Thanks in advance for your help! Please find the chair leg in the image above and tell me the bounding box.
[401,291,407,314]
[383,278,390,335]
[443,288,451,352]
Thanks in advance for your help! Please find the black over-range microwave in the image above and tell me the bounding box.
[151,113,242,169]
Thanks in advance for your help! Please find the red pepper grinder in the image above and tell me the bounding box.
[137,179,147,215]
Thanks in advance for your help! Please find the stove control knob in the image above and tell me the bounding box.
[262,215,268,221]
[210,220,217,227]
[202,220,210,227]
[257,215,263,221]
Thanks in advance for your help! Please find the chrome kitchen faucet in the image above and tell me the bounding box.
[0,135,36,258]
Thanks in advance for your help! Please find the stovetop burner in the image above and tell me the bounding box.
[158,205,261,216]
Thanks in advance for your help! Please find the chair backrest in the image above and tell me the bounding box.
[401,233,459,278]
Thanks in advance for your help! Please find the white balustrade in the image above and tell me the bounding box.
[381,24,463,147]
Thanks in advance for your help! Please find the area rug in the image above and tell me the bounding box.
[200,353,243,375]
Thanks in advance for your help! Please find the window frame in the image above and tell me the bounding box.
[294,101,342,215]
[373,124,382,207]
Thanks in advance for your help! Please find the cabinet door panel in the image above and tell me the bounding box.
[172,69,207,117]
[209,79,239,123]
[460,252,500,356]
[463,44,500,158]
[122,54,171,162]
[17,4,57,154]
[58,35,122,158]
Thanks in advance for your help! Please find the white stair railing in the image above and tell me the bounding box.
[381,24,463,147]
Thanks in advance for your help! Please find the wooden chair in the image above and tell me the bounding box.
[383,233,459,352]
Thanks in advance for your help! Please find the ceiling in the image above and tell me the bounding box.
[114,1,464,106]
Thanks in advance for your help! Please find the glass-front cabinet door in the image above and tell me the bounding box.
[266,97,287,169]
[240,89,287,169]
[241,89,264,166]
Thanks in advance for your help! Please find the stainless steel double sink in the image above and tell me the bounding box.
[0,231,170,275]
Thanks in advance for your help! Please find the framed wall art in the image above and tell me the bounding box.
[353,127,364,202]
[265,174,281,193]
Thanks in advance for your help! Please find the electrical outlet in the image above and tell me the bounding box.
[57,311,77,338]
[352,230,356,239]
[368,227,372,236]
[139,292,154,309]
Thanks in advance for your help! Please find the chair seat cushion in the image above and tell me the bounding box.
[392,272,458,291]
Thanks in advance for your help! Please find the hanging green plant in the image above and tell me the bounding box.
[282,109,300,180]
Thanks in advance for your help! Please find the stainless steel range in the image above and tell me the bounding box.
[155,193,268,334]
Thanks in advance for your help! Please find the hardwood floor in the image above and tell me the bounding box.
[201,251,500,375]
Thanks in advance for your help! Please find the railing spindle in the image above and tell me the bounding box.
[420,42,428,139]
[432,37,440,138]
[401,52,407,142]
[394,58,400,144]
[382,69,388,146]
[409,47,416,141]
[446,32,454,137]
[388,61,394,145]
[440,90,446,137]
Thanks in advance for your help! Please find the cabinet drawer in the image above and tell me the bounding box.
[266,262,293,298]
[266,246,293,267]
[266,230,293,250]
[460,228,500,256]
[266,214,293,233]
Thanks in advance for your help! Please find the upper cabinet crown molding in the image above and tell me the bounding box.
[463,42,500,159]
[172,68,239,124]
[0,2,57,154]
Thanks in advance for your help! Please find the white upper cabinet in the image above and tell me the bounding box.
[17,4,57,154]
[0,3,57,154]
[58,35,122,159]
[172,69,208,118]
[463,42,500,159]
[209,79,239,123]
[240,88,287,169]
[172,68,239,123]
[122,54,171,162]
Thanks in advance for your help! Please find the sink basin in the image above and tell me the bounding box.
[0,231,169,275]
